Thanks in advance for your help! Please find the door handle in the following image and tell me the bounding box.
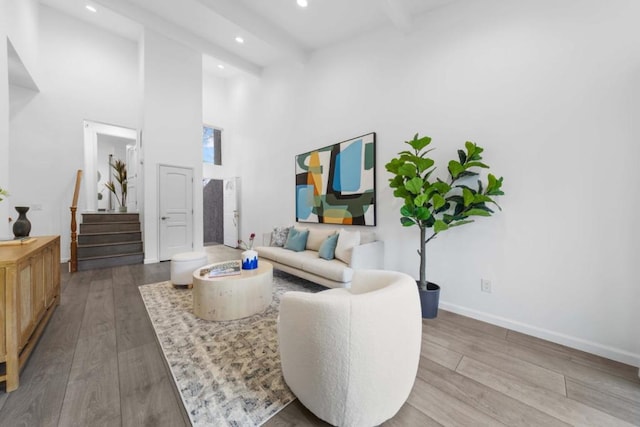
[161,216,169,220]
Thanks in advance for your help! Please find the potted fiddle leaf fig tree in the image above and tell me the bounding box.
[385,133,505,318]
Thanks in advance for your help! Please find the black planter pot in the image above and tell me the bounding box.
[418,281,440,319]
[13,206,31,238]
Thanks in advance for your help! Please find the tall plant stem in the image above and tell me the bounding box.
[419,226,426,290]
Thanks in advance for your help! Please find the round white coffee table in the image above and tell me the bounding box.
[192,261,273,321]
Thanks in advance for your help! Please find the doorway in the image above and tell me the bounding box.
[83,120,139,212]
[203,179,223,245]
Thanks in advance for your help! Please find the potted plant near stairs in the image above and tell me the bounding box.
[105,158,128,212]
[385,134,505,318]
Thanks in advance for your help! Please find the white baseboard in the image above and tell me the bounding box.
[439,301,640,368]
[144,258,159,264]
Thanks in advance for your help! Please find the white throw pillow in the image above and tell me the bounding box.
[335,228,361,265]
[306,228,337,251]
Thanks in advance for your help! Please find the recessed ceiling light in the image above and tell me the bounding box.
[235,36,244,44]
[218,65,225,69]
[297,0,308,7]
[85,5,97,12]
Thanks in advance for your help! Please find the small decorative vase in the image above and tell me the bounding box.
[118,206,127,213]
[241,249,258,270]
[13,206,32,238]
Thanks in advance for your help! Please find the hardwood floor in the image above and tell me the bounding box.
[1,248,638,426]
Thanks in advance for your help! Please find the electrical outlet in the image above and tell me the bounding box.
[481,278,492,293]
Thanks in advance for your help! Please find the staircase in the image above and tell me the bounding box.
[77,213,144,271]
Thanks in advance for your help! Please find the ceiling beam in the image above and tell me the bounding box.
[378,0,413,33]
[93,0,263,77]
[194,0,310,64]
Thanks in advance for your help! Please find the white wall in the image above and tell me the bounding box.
[0,0,10,237]
[9,5,138,259]
[5,0,39,83]
[141,29,203,262]
[203,71,237,180]
[226,0,640,365]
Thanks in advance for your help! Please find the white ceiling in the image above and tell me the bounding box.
[39,0,457,77]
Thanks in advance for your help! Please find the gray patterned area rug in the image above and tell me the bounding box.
[139,271,324,427]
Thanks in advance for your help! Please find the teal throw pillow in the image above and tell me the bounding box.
[284,228,309,252]
[318,233,339,260]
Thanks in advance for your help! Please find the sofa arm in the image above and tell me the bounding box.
[350,240,384,270]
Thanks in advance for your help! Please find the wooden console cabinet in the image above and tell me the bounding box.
[0,235,60,392]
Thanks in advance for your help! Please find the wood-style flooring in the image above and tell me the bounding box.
[1,245,638,426]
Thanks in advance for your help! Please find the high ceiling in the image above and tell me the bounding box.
[39,0,456,77]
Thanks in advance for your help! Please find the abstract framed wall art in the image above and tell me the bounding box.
[295,132,376,226]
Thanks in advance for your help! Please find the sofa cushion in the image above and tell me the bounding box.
[335,228,361,265]
[285,228,309,252]
[306,228,337,251]
[302,257,354,283]
[318,233,339,260]
[270,226,291,247]
[277,249,318,269]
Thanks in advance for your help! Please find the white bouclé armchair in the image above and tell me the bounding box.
[278,269,422,427]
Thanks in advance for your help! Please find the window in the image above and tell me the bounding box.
[203,125,222,165]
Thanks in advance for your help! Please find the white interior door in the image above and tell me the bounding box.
[159,165,193,260]
[223,177,239,248]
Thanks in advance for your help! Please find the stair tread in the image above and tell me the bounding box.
[78,252,144,261]
[78,241,142,249]
[79,231,141,236]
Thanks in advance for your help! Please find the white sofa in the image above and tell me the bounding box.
[255,226,384,288]
[278,269,422,426]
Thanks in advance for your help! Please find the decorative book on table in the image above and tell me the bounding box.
[200,260,242,278]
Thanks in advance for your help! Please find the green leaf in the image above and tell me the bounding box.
[448,160,464,178]
[465,141,476,158]
[457,149,467,164]
[462,187,474,206]
[465,208,492,217]
[393,188,409,198]
[435,202,451,214]
[465,161,489,169]
[458,171,479,178]
[477,179,483,194]
[400,205,413,217]
[415,194,429,207]
[404,177,424,194]
[388,175,404,188]
[432,180,451,194]
[434,220,449,233]
[398,163,417,178]
[486,174,505,196]
[408,134,432,151]
[449,219,474,228]
[385,158,403,173]
[415,207,432,220]
[473,194,493,204]
[416,157,435,173]
[400,217,416,227]
[432,194,446,210]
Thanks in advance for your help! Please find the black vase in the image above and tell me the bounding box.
[13,206,31,238]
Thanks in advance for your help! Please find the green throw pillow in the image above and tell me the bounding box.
[318,233,339,260]
[284,228,309,252]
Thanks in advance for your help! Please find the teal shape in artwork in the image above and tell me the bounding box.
[296,185,314,219]
[333,139,362,192]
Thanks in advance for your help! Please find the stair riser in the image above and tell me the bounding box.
[82,213,139,223]
[77,253,144,271]
[80,223,140,233]
[77,242,143,258]
[78,232,142,245]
